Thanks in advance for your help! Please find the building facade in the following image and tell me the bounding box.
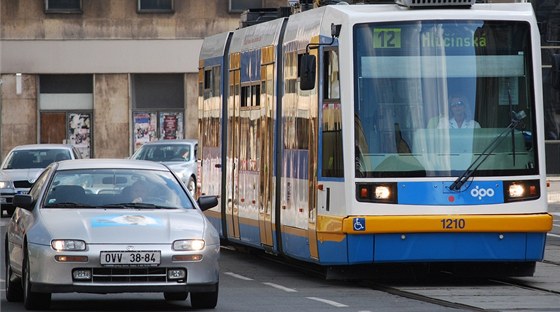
[2,0,560,176]
[0,0,286,159]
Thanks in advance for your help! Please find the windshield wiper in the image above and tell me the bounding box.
[44,202,95,208]
[100,203,177,209]
[449,110,526,191]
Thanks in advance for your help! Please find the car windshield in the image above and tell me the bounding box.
[43,169,194,209]
[132,144,191,162]
[3,149,72,169]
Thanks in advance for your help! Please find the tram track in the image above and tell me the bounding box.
[226,244,560,311]
[362,281,487,312]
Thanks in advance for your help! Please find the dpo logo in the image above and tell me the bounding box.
[470,185,495,200]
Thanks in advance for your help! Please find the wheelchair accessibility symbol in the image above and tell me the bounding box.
[353,218,366,231]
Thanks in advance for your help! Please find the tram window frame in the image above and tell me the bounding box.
[44,0,82,14]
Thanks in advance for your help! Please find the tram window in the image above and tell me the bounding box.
[323,49,340,100]
[322,103,343,178]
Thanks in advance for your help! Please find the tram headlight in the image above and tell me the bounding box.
[374,186,391,199]
[356,183,397,203]
[504,180,540,202]
[508,184,525,198]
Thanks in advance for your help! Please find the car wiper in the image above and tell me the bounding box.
[449,110,527,191]
[100,203,178,209]
[44,202,95,208]
[103,203,157,209]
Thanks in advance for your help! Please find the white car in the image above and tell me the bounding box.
[4,159,220,310]
[0,144,82,217]
[130,139,198,196]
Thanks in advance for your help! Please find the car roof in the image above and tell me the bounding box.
[9,144,76,151]
[139,139,197,146]
[56,159,170,171]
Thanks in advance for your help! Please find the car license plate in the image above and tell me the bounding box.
[100,251,161,266]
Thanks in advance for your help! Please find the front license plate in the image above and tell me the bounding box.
[100,251,161,266]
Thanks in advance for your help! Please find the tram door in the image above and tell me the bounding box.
[226,53,241,239]
[307,47,320,260]
[259,55,275,248]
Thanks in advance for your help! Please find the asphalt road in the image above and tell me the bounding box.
[1,200,560,312]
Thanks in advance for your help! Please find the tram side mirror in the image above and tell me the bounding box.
[552,54,560,90]
[299,53,316,91]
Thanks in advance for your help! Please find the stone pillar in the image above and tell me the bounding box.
[93,74,130,158]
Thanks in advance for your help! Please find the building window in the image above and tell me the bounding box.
[229,0,263,13]
[132,74,185,150]
[44,0,82,14]
[137,0,174,13]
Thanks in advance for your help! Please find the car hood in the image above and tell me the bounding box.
[36,209,207,244]
[1,168,44,183]
[165,161,195,169]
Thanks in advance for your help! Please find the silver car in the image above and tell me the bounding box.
[4,159,220,310]
[0,144,82,218]
[130,139,198,197]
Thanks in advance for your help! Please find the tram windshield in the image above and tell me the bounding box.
[353,20,538,178]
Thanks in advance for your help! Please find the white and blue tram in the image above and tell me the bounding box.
[198,0,553,276]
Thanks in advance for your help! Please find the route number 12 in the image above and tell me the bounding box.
[374,28,401,49]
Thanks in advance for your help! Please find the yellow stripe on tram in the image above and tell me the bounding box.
[340,214,553,234]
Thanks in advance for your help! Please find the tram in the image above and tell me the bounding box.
[198,0,553,277]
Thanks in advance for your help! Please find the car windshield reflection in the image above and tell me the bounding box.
[44,169,194,209]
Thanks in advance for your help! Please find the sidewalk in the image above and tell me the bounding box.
[547,177,560,203]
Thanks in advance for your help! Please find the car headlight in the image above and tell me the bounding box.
[173,239,205,251]
[0,180,14,189]
[51,240,87,251]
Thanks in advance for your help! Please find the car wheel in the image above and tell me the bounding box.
[23,252,51,310]
[190,286,218,309]
[187,176,197,197]
[164,292,188,301]
[5,253,23,302]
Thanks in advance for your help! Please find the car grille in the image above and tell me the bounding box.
[14,180,32,188]
[92,267,169,283]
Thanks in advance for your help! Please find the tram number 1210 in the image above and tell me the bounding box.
[441,218,466,230]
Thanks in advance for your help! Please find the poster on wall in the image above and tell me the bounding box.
[159,112,184,140]
[68,113,91,159]
[133,112,157,151]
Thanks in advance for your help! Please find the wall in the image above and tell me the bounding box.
[0,0,288,160]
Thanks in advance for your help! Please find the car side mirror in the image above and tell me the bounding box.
[197,195,218,211]
[13,194,33,211]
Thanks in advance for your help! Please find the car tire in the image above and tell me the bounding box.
[23,252,51,310]
[187,176,197,197]
[5,253,23,302]
[164,292,188,301]
[190,285,218,309]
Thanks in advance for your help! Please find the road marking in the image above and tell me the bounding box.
[547,233,560,238]
[224,272,253,281]
[306,297,348,307]
[262,282,297,292]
